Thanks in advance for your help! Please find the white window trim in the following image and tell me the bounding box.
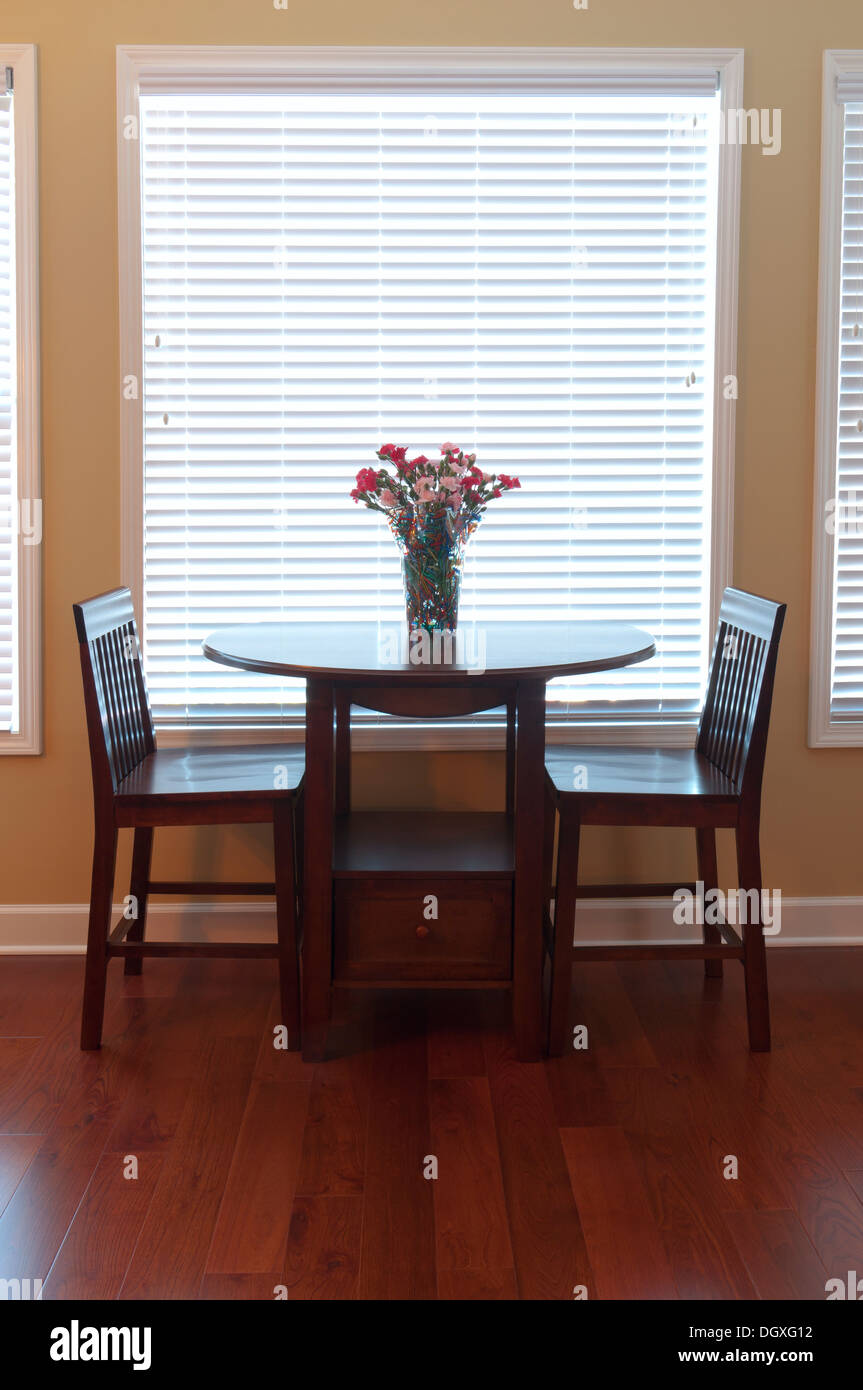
[117,45,741,752]
[810,51,863,747]
[0,44,40,756]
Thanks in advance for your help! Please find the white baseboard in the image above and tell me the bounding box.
[0,902,278,953]
[0,897,861,953]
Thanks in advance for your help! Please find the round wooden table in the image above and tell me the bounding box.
[204,620,656,1061]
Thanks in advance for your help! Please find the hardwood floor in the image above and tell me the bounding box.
[0,949,861,1301]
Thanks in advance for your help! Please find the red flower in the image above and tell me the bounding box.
[378,443,407,467]
[497,474,521,490]
[409,454,429,469]
[355,467,379,493]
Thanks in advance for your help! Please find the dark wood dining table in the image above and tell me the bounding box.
[203,620,656,1062]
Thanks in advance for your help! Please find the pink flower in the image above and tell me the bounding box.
[438,475,462,493]
[414,475,437,503]
[379,488,398,507]
[440,442,459,455]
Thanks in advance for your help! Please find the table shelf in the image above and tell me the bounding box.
[331,812,514,987]
[332,811,514,878]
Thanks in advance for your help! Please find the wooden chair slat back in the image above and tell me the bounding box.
[73,588,156,796]
[696,587,786,799]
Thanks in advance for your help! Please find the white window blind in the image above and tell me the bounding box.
[829,97,863,721]
[0,93,16,734]
[138,83,722,728]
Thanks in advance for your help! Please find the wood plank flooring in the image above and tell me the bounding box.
[0,949,861,1300]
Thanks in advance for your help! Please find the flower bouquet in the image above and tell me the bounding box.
[351,443,520,631]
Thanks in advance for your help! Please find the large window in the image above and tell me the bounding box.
[0,45,39,755]
[812,52,863,746]
[119,47,741,744]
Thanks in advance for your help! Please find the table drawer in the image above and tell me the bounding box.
[333,878,512,982]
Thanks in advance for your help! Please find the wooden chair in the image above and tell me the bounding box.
[73,588,304,1050]
[544,587,786,1056]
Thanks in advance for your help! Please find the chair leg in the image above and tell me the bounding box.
[548,806,580,1057]
[124,827,153,976]
[274,800,301,1051]
[81,822,118,1050]
[736,814,770,1052]
[696,826,723,979]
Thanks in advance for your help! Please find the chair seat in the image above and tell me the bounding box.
[116,744,305,804]
[545,745,738,802]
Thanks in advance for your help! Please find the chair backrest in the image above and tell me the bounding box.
[73,588,155,803]
[696,587,786,804]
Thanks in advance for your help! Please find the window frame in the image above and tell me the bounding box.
[810,50,863,747]
[0,43,40,756]
[117,45,742,750]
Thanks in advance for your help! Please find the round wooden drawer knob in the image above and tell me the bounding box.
[416,925,431,940]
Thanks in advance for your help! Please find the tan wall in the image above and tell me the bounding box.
[1,0,862,906]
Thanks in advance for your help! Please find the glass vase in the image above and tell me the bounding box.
[401,537,463,631]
